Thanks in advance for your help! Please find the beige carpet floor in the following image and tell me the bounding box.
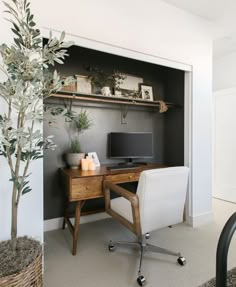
[44,199,236,287]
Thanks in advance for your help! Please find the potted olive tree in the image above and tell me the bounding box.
[0,0,73,285]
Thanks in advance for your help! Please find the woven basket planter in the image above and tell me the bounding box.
[0,253,42,287]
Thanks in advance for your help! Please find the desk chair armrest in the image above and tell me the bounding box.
[104,181,138,204]
[104,180,141,236]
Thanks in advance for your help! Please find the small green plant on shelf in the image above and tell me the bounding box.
[70,139,81,153]
[86,66,126,90]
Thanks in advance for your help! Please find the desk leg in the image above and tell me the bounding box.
[62,201,69,230]
[72,200,83,255]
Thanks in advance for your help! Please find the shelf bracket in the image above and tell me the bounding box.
[121,105,128,124]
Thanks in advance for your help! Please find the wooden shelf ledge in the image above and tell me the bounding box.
[52,91,179,109]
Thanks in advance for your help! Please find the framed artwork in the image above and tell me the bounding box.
[115,74,143,98]
[87,152,100,167]
[76,75,92,94]
[61,76,76,92]
[140,84,154,101]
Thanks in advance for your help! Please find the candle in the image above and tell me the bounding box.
[86,156,93,165]
[88,162,96,171]
[81,159,89,171]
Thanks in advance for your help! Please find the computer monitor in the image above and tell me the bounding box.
[108,132,153,164]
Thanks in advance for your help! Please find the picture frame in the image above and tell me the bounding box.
[61,76,76,92]
[140,84,154,101]
[87,152,100,167]
[76,75,92,94]
[115,74,143,98]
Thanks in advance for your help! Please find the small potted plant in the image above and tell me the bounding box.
[65,109,93,169]
[0,0,73,285]
[66,139,84,169]
[86,66,125,96]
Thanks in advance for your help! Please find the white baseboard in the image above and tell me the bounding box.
[45,210,214,231]
[44,212,110,232]
[187,211,214,227]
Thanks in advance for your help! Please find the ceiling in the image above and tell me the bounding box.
[161,0,236,58]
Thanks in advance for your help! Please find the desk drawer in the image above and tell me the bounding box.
[105,172,140,183]
[71,177,103,201]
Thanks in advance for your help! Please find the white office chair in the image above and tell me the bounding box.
[104,166,189,286]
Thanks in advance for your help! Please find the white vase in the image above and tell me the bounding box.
[101,86,111,96]
[66,153,85,169]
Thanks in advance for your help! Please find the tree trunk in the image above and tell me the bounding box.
[11,184,18,251]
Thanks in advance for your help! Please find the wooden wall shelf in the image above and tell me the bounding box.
[52,91,179,110]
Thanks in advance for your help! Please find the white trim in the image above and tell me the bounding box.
[187,211,214,227]
[44,210,213,231]
[212,88,217,201]
[41,27,192,72]
[214,86,236,97]
[44,212,110,232]
[213,196,236,205]
[184,71,193,223]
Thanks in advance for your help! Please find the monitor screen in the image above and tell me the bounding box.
[108,132,153,159]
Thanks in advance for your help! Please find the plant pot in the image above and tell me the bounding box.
[101,86,111,96]
[0,253,42,287]
[0,237,42,287]
[66,153,85,169]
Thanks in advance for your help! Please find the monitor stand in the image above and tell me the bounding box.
[107,159,140,171]
[119,158,135,166]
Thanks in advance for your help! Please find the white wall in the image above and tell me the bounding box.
[0,1,43,241]
[213,51,236,91]
[213,51,236,203]
[0,0,213,237]
[214,88,236,203]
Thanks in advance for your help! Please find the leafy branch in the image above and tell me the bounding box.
[0,0,73,249]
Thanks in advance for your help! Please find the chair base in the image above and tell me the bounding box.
[108,234,186,286]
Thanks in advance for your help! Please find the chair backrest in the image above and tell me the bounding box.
[137,166,189,235]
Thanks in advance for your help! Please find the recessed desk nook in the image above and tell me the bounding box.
[61,163,165,255]
[43,42,185,256]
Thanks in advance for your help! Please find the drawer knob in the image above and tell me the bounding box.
[86,186,89,190]
[129,176,132,179]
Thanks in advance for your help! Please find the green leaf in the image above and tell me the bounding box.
[9,145,15,155]
[13,22,19,32]
[29,21,36,27]
[11,28,20,37]
[22,186,32,195]
[60,31,65,43]
[54,58,64,64]
[0,151,7,157]
[22,180,29,188]
[9,176,16,182]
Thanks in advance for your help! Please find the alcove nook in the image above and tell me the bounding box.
[43,41,187,221]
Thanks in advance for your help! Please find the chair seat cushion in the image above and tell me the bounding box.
[110,197,133,223]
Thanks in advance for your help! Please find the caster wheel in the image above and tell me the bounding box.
[108,242,115,252]
[177,256,186,266]
[145,233,150,239]
[137,275,146,286]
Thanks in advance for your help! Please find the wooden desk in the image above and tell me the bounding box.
[61,163,164,255]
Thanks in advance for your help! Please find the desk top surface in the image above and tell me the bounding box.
[62,163,165,178]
